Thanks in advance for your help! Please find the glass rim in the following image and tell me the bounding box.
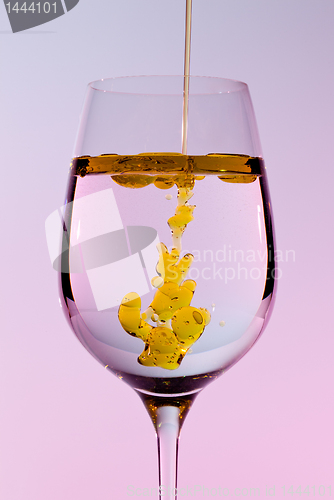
[88,75,248,96]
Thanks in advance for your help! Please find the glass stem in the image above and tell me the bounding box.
[157,406,181,499]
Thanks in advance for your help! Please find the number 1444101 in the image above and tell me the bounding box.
[5,2,57,14]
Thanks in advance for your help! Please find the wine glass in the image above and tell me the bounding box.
[56,76,276,499]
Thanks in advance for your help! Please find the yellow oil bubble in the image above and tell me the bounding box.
[112,174,155,188]
[219,174,256,184]
[154,177,175,190]
[193,310,203,324]
[168,205,195,228]
[151,276,164,288]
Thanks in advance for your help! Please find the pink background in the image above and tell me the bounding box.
[1,1,333,498]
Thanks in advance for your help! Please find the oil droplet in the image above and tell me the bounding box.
[219,320,226,327]
[151,276,164,288]
[219,174,257,184]
[211,303,216,311]
[154,177,175,189]
[112,174,154,188]
[165,194,173,200]
[193,310,203,324]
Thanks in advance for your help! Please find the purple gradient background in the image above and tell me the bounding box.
[1,1,333,498]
